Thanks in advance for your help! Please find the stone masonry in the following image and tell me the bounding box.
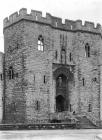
[2,8,102,125]
[0,52,4,123]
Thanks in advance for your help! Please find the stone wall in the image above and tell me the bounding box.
[0,52,4,123]
[4,21,26,123]
[72,33,101,121]
[52,29,101,121]
[3,8,102,124]
[23,21,52,123]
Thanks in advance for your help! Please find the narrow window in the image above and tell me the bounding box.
[8,66,14,80]
[38,35,44,51]
[36,101,39,110]
[88,46,90,57]
[69,53,72,61]
[55,50,58,59]
[88,104,92,112]
[82,78,85,86]
[35,100,40,111]
[44,75,46,83]
[0,74,3,81]
[85,43,90,57]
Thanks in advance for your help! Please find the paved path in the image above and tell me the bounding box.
[0,129,102,140]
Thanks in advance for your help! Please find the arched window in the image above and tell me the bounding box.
[8,66,14,80]
[38,35,44,51]
[85,43,90,57]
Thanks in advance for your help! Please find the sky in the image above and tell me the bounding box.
[0,0,102,52]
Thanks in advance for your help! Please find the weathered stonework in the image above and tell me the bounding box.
[3,8,102,125]
[0,52,4,123]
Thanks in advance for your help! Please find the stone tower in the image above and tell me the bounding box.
[3,8,102,125]
[0,52,4,123]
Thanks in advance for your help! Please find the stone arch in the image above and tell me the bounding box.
[53,67,74,112]
[56,73,67,112]
[53,67,73,80]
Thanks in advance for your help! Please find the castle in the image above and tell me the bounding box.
[0,8,102,127]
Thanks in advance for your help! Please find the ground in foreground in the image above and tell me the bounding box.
[0,129,102,140]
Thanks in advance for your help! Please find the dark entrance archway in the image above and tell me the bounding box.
[53,66,74,113]
[56,95,65,112]
[56,74,68,112]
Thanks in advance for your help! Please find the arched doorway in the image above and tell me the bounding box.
[56,74,68,112]
[56,95,65,112]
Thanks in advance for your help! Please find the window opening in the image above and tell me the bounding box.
[82,78,85,86]
[38,35,44,51]
[8,66,14,80]
[85,43,90,57]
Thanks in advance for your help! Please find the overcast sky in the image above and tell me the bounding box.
[0,0,102,52]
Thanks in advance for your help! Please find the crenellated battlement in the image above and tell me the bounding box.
[3,8,102,34]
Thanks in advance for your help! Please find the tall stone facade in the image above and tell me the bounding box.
[0,52,4,123]
[3,8,102,125]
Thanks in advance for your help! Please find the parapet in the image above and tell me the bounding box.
[3,8,102,34]
[3,8,52,28]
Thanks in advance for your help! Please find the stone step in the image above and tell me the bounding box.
[75,116,97,129]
